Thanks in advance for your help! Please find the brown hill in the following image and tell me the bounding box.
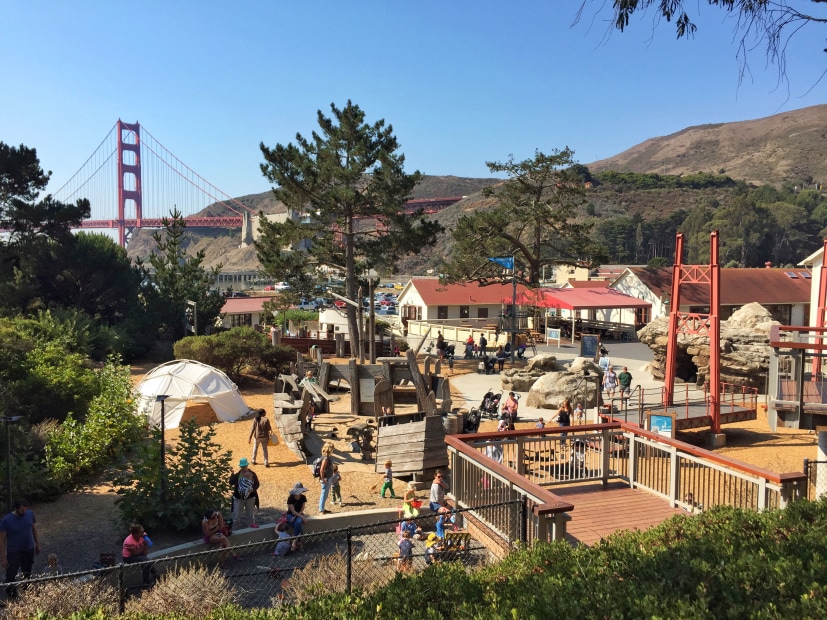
[586,104,827,186]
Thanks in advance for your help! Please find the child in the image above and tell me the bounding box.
[330,464,342,506]
[274,521,292,556]
[401,516,423,540]
[575,403,584,424]
[402,481,420,518]
[44,553,63,576]
[380,460,396,499]
[435,511,450,539]
[397,530,413,571]
[425,532,443,565]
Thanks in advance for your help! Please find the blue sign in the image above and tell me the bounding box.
[650,414,674,437]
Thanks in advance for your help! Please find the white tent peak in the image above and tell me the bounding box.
[136,359,255,429]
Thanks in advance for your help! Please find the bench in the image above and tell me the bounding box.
[441,531,472,561]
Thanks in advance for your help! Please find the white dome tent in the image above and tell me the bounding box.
[136,359,254,428]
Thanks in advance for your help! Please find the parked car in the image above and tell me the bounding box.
[376,307,398,316]
[226,291,249,298]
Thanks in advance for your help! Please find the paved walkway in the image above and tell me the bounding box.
[449,340,666,424]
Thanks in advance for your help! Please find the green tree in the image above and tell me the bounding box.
[710,194,773,267]
[767,201,813,265]
[680,203,715,264]
[111,418,233,531]
[443,148,606,287]
[258,101,442,356]
[139,209,225,341]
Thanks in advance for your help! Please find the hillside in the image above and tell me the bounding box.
[587,104,827,185]
[127,105,827,274]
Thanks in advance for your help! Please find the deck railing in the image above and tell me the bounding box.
[447,422,806,548]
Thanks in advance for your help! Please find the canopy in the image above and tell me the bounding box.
[511,287,651,311]
[135,359,254,429]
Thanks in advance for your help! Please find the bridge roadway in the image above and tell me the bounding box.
[80,196,465,230]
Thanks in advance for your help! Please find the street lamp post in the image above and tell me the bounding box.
[0,416,22,513]
[155,396,169,503]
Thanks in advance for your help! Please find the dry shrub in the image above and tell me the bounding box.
[278,550,396,605]
[5,576,119,619]
[124,564,236,616]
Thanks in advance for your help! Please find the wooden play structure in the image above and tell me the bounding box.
[272,348,453,476]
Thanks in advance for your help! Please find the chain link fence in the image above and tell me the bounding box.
[1,500,522,618]
[804,459,827,500]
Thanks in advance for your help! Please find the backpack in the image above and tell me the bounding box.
[311,456,323,478]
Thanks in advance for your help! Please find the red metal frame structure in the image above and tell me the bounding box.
[117,120,143,247]
[663,232,722,433]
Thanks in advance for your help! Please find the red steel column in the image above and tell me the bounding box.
[117,120,143,247]
[813,238,827,378]
[709,232,721,434]
[663,233,684,406]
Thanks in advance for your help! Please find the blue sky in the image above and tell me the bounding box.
[2,1,825,201]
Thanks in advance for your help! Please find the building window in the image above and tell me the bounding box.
[477,307,489,319]
[764,304,792,325]
[459,305,470,319]
[437,306,448,320]
[230,313,252,327]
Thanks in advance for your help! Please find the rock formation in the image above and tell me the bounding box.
[524,357,604,410]
[501,354,566,392]
[636,302,777,391]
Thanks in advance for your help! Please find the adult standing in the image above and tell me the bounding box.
[436,331,446,360]
[249,409,273,467]
[556,397,573,446]
[495,346,507,372]
[429,470,450,513]
[479,334,488,358]
[286,482,309,551]
[618,366,633,398]
[229,458,260,529]
[603,367,618,400]
[121,523,157,586]
[318,442,335,514]
[0,498,40,599]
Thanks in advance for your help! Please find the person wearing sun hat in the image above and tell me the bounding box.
[229,458,260,529]
[425,532,443,565]
[285,482,309,551]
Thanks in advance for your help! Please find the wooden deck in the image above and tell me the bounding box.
[551,481,684,547]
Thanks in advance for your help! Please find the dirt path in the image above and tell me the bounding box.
[32,361,819,573]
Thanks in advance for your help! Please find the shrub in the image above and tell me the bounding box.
[279,550,394,606]
[124,564,236,616]
[111,418,233,531]
[45,359,144,489]
[5,576,119,619]
[174,328,297,381]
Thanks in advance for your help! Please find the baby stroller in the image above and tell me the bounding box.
[470,390,503,420]
[463,408,481,433]
[477,354,497,375]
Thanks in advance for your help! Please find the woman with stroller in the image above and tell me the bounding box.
[502,392,519,428]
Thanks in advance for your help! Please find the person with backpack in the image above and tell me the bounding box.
[317,442,335,514]
[478,334,488,357]
[229,458,260,529]
[248,409,272,467]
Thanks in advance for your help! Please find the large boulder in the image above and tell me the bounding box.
[524,358,603,409]
[637,302,777,391]
[501,353,565,392]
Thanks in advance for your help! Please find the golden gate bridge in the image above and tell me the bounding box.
[54,121,462,247]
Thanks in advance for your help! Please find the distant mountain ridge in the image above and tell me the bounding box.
[586,104,827,185]
[128,105,827,273]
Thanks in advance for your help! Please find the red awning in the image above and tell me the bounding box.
[510,287,651,311]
